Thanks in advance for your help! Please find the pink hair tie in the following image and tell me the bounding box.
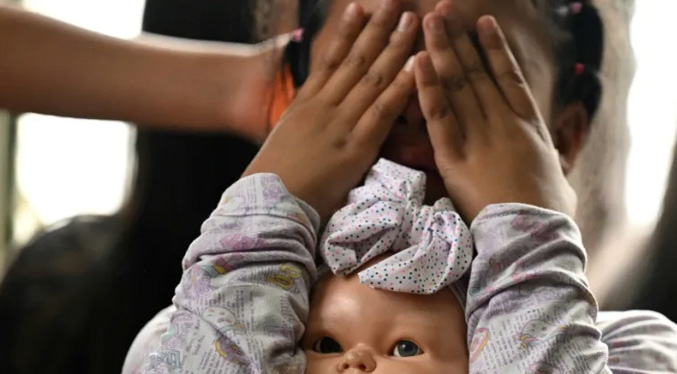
[570,2,583,15]
[574,63,585,76]
[291,28,305,42]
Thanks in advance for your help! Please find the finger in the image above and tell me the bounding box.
[340,11,419,123]
[297,2,365,100]
[436,2,505,117]
[477,16,537,119]
[414,52,464,159]
[321,0,403,103]
[423,13,484,129]
[353,56,416,147]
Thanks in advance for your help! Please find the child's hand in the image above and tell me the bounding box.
[243,0,419,221]
[415,3,576,222]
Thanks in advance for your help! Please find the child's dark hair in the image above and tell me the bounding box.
[540,0,604,120]
[285,0,604,120]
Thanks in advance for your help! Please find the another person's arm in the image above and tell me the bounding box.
[0,5,283,141]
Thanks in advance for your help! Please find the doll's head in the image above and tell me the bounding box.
[303,158,471,372]
[303,257,468,373]
[285,0,604,200]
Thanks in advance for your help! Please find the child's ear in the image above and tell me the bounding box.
[551,101,590,175]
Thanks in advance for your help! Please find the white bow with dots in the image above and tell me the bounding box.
[320,159,473,294]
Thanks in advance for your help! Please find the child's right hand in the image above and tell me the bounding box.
[243,0,419,221]
[415,4,577,222]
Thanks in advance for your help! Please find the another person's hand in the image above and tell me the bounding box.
[227,34,295,143]
[244,0,418,221]
[415,2,576,222]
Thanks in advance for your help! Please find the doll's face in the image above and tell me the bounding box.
[303,272,468,373]
[310,0,589,201]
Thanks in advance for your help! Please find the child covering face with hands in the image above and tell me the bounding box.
[125,1,677,373]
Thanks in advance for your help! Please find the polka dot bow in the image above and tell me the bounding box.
[320,159,473,294]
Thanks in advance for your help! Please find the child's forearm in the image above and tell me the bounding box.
[0,5,247,132]
[597,310,677,372]
[466,204,611,373]
[138,174,319,374]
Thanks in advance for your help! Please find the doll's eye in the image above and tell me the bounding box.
[392,340,423,357]
[312,337,343,354]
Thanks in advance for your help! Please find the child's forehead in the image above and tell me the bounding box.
[315,0,553,102]
[319,0,548,68]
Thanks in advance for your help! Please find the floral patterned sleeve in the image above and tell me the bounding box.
[466,204,677,374]
[125,173,677,374]
[138,173,319,374]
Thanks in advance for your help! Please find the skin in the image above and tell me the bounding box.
[311,0,589,206]
[303,267,468,373]
[244,0,420,219]
[244,0,588,220]
[0,4,284,142]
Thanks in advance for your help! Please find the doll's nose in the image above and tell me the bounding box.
[337,346,377,372]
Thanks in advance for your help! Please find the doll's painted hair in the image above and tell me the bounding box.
[284,0,604,119]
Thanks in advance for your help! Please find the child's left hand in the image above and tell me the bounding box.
[415,1,576,222]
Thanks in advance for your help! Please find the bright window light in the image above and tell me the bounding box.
[14,0,144,242]
[626,2,677,226]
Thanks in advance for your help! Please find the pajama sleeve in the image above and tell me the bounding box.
[598,310,677,372]
[139,173,319,374]
[466,203,611,373]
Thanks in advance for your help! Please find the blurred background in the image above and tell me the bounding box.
[1,0,676,372]
[1,0,143,265]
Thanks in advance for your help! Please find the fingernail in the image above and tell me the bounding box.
[344,2,359,22]
[478,16,496,32]
[436,2,452,19]
[398,12,413,32]
[404,55,415,72]
[427,16,443,32]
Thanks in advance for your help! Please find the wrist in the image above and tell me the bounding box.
[212,53,249,127]
[216,53,275,143]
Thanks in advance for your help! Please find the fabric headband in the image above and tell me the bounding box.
[319,159,473,302]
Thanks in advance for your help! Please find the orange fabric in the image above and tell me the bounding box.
[269,67,296,129]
